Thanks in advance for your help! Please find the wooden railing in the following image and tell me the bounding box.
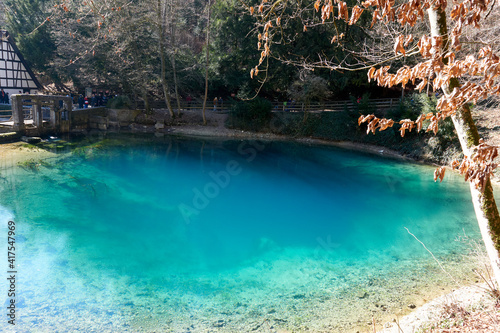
[0,110,11,118]
[3,97,401,119]
[136,97,400,113]
[270,98,399,112]
[0,107,36,121]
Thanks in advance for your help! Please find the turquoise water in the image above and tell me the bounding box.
[0,135,483,332]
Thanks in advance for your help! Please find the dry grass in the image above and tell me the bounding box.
[419,298,500,332]
[418,233,500,332]
[474,103,500,146]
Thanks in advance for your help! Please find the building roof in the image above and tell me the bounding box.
[0,30,42,91]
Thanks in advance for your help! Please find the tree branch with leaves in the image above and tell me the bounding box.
[250,0,500,290]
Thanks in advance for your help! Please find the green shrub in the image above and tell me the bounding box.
[311,111,358,141]
[387,93,438,121]
[288,75,331,106]
[107,95,131,109]
[227,97,272,131]
[351,93,377,116]
[269,112,297,135]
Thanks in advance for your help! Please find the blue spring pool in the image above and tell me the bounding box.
[0,135,483,332]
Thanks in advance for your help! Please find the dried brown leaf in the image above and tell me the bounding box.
[349,5,364,25]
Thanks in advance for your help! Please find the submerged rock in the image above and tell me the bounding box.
[155,121,165,130]
[213,319,225,327]
[21,136,42,144]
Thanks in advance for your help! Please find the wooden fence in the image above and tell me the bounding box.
[270,98,399,113]
[1,97,401,120]
[137,97,400,113]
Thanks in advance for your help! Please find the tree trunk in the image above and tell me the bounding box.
[201,0,212,126]
[428,7,500,288]
[171,51,182,116]
[158,0,174,118]
[169,0,182,117]
[142,85,151,113]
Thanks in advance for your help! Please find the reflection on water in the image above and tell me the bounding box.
[0,134,483,332]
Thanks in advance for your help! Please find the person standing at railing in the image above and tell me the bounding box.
[213,97,218,111]
[78,95,84,109]
[0,89,5,104]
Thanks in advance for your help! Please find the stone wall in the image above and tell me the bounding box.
[71,108,141,132]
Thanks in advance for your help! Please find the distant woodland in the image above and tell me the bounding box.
[1,0,396,103]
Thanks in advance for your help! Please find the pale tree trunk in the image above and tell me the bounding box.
[172,51,182,116]
[201,0,212,126]
[169,0,182,117]
[158,0,175,118]
[428,7,500,288]
[131,53,151,113]
[142,85,151,113]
